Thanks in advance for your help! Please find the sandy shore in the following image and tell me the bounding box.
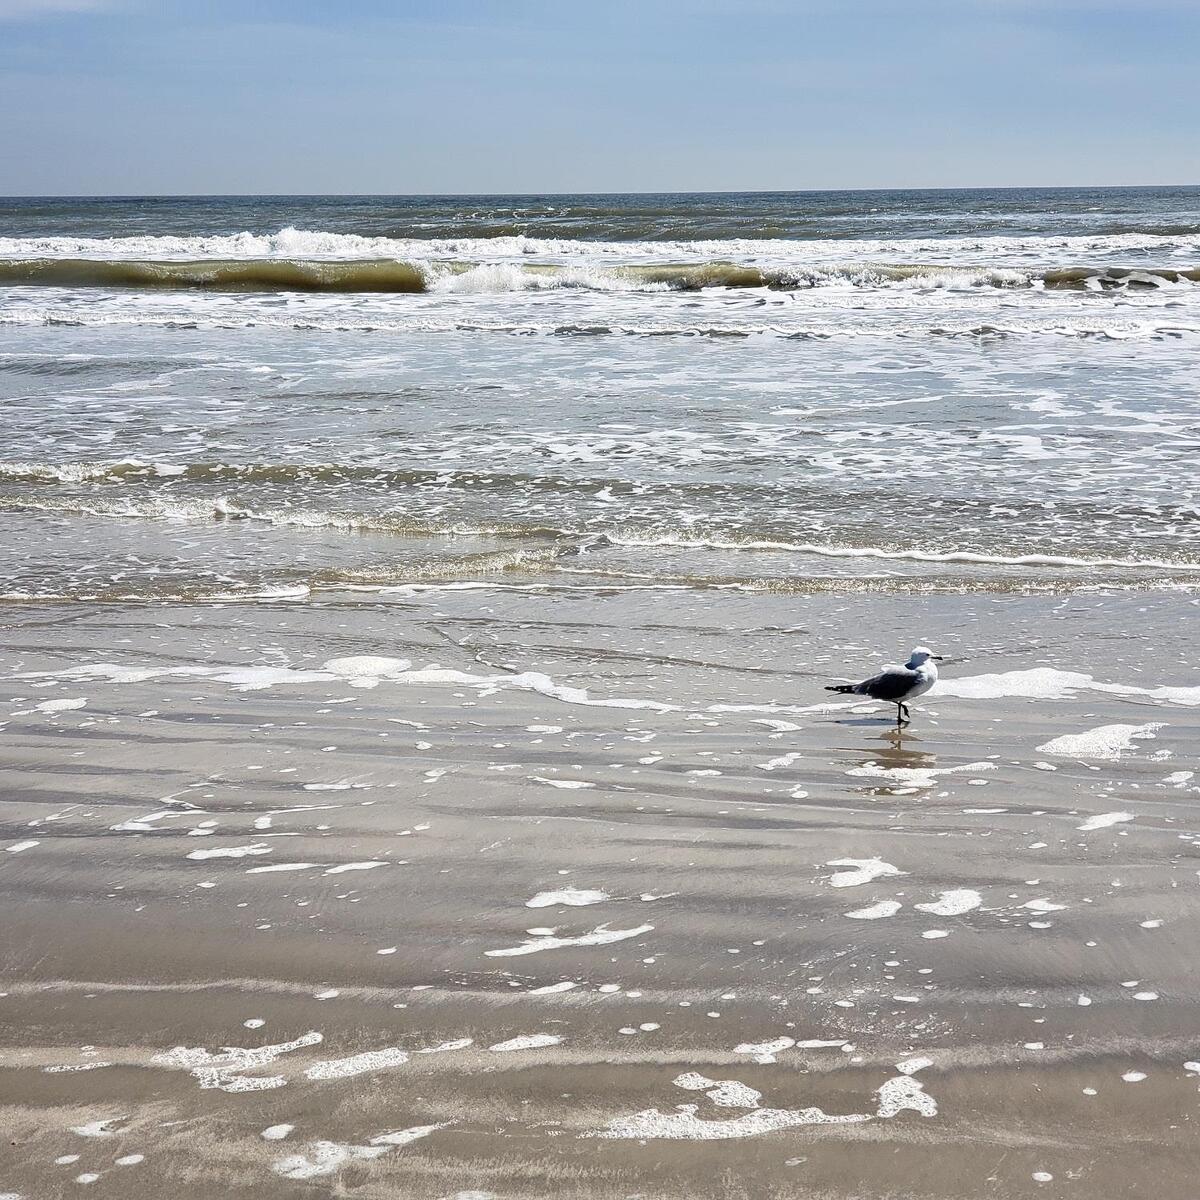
[1,586,1199,1198]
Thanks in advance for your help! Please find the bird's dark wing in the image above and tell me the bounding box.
[856,666,918,702]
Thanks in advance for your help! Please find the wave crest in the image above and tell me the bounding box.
[4,492,1199,575]
[1,255,1196,294]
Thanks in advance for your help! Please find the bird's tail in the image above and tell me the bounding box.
[824,684,857,694]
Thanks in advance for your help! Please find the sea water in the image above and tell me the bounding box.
[1,187,1198,601]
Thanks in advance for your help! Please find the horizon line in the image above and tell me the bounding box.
[3,183,1200,202]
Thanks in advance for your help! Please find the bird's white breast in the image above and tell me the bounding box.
[907,663,938,700]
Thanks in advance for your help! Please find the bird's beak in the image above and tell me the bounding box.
[932,655,945,661]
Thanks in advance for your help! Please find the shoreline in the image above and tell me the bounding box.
[2,586,1198,1197]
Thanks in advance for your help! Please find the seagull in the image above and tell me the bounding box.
[825,646,944,728]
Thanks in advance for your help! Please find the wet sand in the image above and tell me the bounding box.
[2,586,1199,1198]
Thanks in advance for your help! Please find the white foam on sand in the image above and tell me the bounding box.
[324,861,388,874]
[5,841,39,854]
[16,657,674,712]
[69,1118,125,1138]
[845,900,903,920]
[213,666,333,691]
[417,1038,474,1054]
[593,1053,900,1141]
[110,811,188,833]
[733,1037,794,1064]
[321,656,413,687]
[731,1036,848,1063]
[368,1123,447,1147]
[271,1141,388,1179]
[323,660,676,711]
[876,1074,938,1117]
[940,668,1200,706]
[271,1123,447,1179]
[488,1034,563,1052]
[152,1030,322,1092]
[185,843,271,860]
[1077,811,1134,832]
[825,858,903,888]
[533,777,595,789]
[673,1072,762,1108]
[525,887,609,908]
[261,1124,294,1140]
[29,697,87,714]
[846,762,995,790]
[486,924,653,957]
[18,662,206,686]
[455,668,674,712]
[1037,723,1165,760]
[939,668,1096,701]
[304,1048,409,1080]
[246,863,319,874]
[914,890,982,916]
[593,1105,868,1140]
[529,981,580,994]
[756,752,803,772]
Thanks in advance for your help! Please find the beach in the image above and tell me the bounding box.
[2,190,1200,1197]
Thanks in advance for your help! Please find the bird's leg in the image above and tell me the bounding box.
[901,702,911,723]
[896,704,903,729]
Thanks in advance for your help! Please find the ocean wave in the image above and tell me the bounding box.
[3,564,1197,605]
[4,494,1198,574]
[1,255,1196,295]
[0,257,428,293]
[0,578,1118,603]
[0,460,465,487]
[3,225,1200,265]
[593,531,1200,572]
[0,492,570,541]
[2,305,1196,341]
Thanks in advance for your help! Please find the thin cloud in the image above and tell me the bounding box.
[0,0,115,19]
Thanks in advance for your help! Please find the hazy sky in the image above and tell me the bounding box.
[1,0,1197,194]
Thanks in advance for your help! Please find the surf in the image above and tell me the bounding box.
[1,255,1196,294]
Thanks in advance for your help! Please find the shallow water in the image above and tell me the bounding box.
[1,589,1199,1198]
[3,190,1200,599]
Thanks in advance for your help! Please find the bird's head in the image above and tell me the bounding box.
[907,646,944,667]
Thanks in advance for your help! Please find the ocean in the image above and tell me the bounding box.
[2,187,1199,601]
[2,190,1199,1199]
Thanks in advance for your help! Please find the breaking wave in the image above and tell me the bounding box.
[2,306,1196,341]
[3,225,1200,263]
[0,459,459,486]
[0,257,428,293]
[1,255,1196,294]
[4,492,1199,575]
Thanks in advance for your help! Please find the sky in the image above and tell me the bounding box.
[0,0,1197,194]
